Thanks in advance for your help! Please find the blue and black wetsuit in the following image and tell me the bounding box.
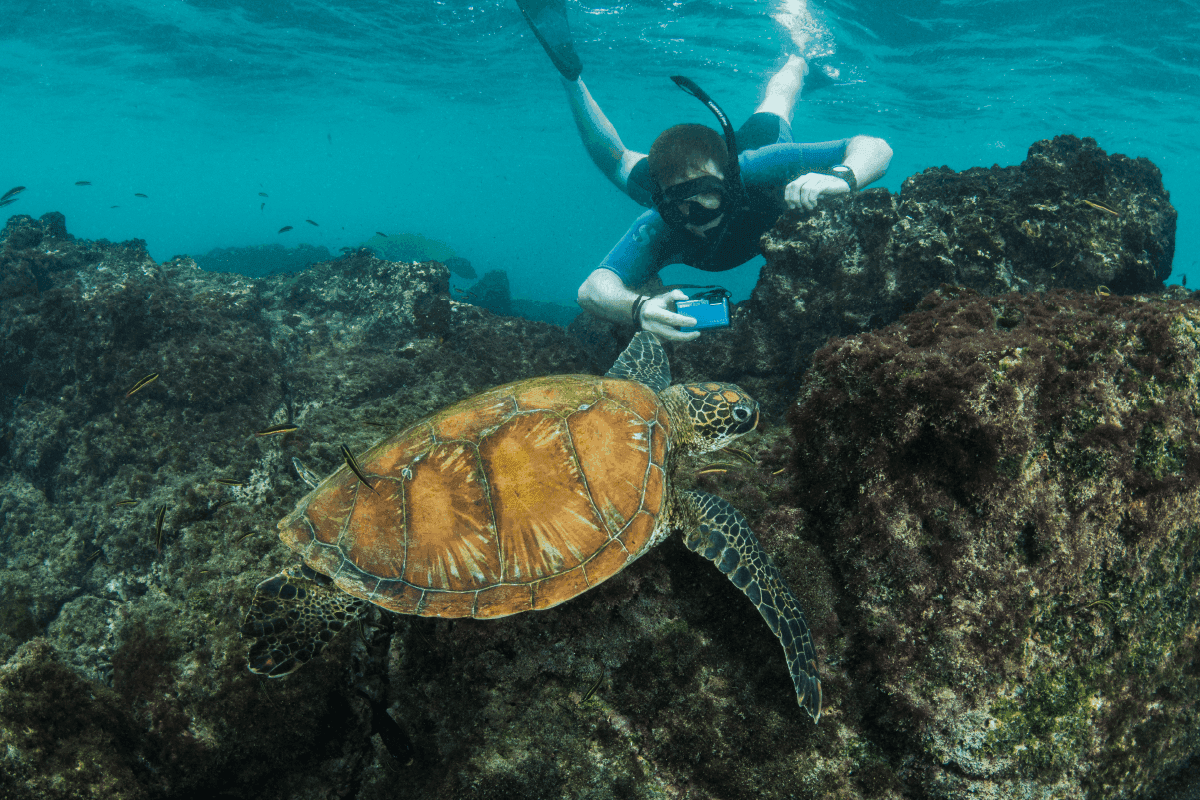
[603,112,849,286]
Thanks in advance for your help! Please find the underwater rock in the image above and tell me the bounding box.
[194,242,333,278]
[457,268,579,328]
[1,207,1195,799]
[664,135,1178,414]
[443,255,476,280]
[510,296,579,328]
[363,231,456,264]
[0,213,599,798]
[782,286,1200,799]
[464,269,513,317]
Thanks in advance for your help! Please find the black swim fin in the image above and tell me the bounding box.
[803,59,840,93]
[515,0,582,81]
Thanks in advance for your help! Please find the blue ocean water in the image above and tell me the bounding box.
[1,0,1197,307]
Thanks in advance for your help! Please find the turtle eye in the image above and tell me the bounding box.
[732,407,750,423]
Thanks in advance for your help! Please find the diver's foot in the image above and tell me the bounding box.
[772,0,814,53]
[516,0,582,81]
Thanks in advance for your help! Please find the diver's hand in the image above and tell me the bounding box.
[784,172,851,210]
[638,290,700,343]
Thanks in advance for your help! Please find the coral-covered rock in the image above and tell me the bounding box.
[0,171,1191,798]
[667,135,1176,414]
[0,213,604,799]
[786,286,1200,798]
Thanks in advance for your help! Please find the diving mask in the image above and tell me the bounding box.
[655,175,727,228]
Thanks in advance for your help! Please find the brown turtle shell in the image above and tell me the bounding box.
[278,374,671,618]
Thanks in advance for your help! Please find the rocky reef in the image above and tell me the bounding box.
[615,134,1175,414]
[0,214,599,799]
[0,132,1193,800]
[194,242,334,278]
[783,286,1200,798]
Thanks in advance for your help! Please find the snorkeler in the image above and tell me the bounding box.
[515,0,893,342]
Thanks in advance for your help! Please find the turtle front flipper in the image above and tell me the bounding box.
[678,490,822,722]
[241,564,368,677]
[606,331,670,393]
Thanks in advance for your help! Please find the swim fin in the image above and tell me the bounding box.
[515,0,582,81]
[803,59,840,93]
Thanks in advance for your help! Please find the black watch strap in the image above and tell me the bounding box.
[821,164,858,192]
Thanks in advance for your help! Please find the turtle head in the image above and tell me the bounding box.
[662,382,759,454]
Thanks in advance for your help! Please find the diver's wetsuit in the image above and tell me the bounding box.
[602,133,850,285]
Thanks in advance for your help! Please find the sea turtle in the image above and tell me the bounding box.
[241,332,821,721]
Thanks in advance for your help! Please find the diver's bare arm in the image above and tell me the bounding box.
[562,78,646,198]
[578,269,699,343]
[840,135,893,188]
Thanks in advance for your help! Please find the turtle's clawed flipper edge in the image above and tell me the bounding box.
[606,331,671,393]
[241,564,368,677]
[679,490,822,722]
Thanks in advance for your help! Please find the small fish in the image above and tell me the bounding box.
[0,198,18,208]
[258,681,279,709]
[125,372,159,398]
[260,202,265,212]
[452,288,478,300]
[255,423,298,436]
[110,205,120,209]
[235,529,256,543]
[720,445,756,466]
[85,550,104,562]
[278,226,293,233]
[306,219,318,226]
[212,500,236,512]
[772,467,787,475]
[112,499,140,508]
[258,192,269,197]
[581,670,604,703]
[341,444,378,494]
[1094,284,1112,297]
[697,468,728,476]
[292,456,321,489]
[134,193,149,198]
[75,180,92,186]
[214,478,245,486]
[1,186,25,201]
[154,505,166,553]
[1183,275,1188,287]
[1082,199,1120,217]
[375,231,388,238]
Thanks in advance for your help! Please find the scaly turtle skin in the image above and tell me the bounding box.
[242,332,822,721]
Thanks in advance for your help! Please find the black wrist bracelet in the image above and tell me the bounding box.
[631,295,649,327]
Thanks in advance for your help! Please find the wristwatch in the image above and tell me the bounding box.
[822,164,858,192]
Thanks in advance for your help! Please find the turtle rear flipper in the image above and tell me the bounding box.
[241,564,368,677]
[679,490,822,722]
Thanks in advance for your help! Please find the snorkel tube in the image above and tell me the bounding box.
[669,75,744,197]
[659,76,748,267]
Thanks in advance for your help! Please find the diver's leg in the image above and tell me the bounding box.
[561,77,650,205]
[754,54,808,125]
[518,0,652,206]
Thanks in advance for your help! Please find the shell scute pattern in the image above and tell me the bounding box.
[275,374,670,620]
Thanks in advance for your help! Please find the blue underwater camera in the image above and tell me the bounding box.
[677,287,732,332]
